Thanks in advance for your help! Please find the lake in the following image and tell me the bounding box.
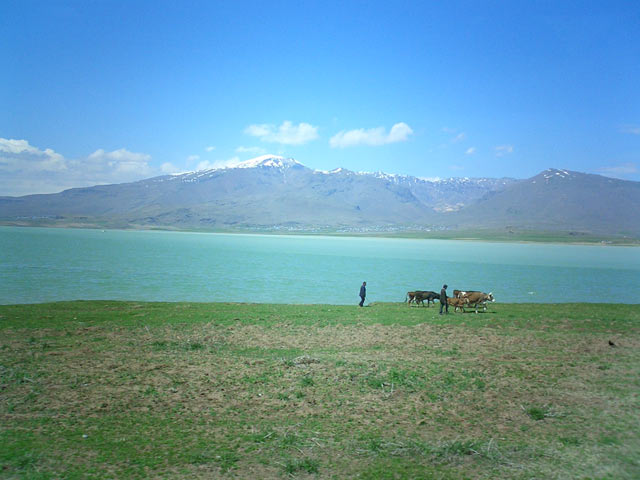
[1,226,639,305]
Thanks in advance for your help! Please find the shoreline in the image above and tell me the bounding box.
[1,222,639,246]
[2,300,640,308]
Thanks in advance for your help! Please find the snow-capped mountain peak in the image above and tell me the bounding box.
[543,168,573,177]
[162,155,304,183]
[535,168,577,184]
[235,155,302,169]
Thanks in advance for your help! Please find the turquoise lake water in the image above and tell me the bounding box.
[1,226,639,305]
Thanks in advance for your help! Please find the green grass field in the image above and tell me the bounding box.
[1,301,638,479]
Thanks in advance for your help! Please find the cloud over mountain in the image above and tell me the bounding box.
[0,138,66,173]
[597,162,638,178]
[244,121,319,145]
[329,122,413,148]
[495,145,514,157]
[0,138,157,196]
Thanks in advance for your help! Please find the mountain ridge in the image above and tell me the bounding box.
[1,156,638,238]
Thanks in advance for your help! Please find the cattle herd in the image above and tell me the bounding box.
[405,289,495,313]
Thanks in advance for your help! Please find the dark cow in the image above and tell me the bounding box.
[459,291,495,313]
[406,291,418,305]
[406,290,439,306]
[414,290,439,307]
[447,296,469,312]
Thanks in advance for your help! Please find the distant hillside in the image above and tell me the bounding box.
[451,169,640,236]
[1,157,638,237]
[0,155,514,230]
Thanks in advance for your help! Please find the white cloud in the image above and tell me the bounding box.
[205,146,216,152]
[245,124,272,138]
[196,157,241,171]
[387,123,413,143]
[196,160,218,170]
[452,133,466,143]
[465,147,476,155]
[187,155,200,162]
[86,148,154,176]
[244,121,319,145]
[0,138,157,196]
[236,146,266,155]
[88,148,151,163]
[620,125,640,135]
[0,138,66,173]
[161,162,180,174]
[0,138,43,155]
[495,145,514,157]
[597,162,638,178]
[329,122,413,148]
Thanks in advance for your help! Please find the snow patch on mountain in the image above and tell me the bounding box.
[315,167,349,175]
[543,168,572,179]
[235,155,301,169]
[536,168,577,184]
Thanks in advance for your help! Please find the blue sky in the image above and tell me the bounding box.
[1,0,639,195]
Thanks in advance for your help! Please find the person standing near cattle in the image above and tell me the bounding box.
[359,281,367,307]
[439,284,449,315]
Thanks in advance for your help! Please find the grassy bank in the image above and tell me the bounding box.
[3,223,639,245]
[1,302,639,479]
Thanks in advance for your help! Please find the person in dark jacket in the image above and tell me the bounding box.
[439,284,448,315]
[359,281,367,307]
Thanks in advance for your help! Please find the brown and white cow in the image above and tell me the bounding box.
[458,291,495,313]
[454,289,480,299]
[447,296,469,312]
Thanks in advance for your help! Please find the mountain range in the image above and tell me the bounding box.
[1,155,639,238]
